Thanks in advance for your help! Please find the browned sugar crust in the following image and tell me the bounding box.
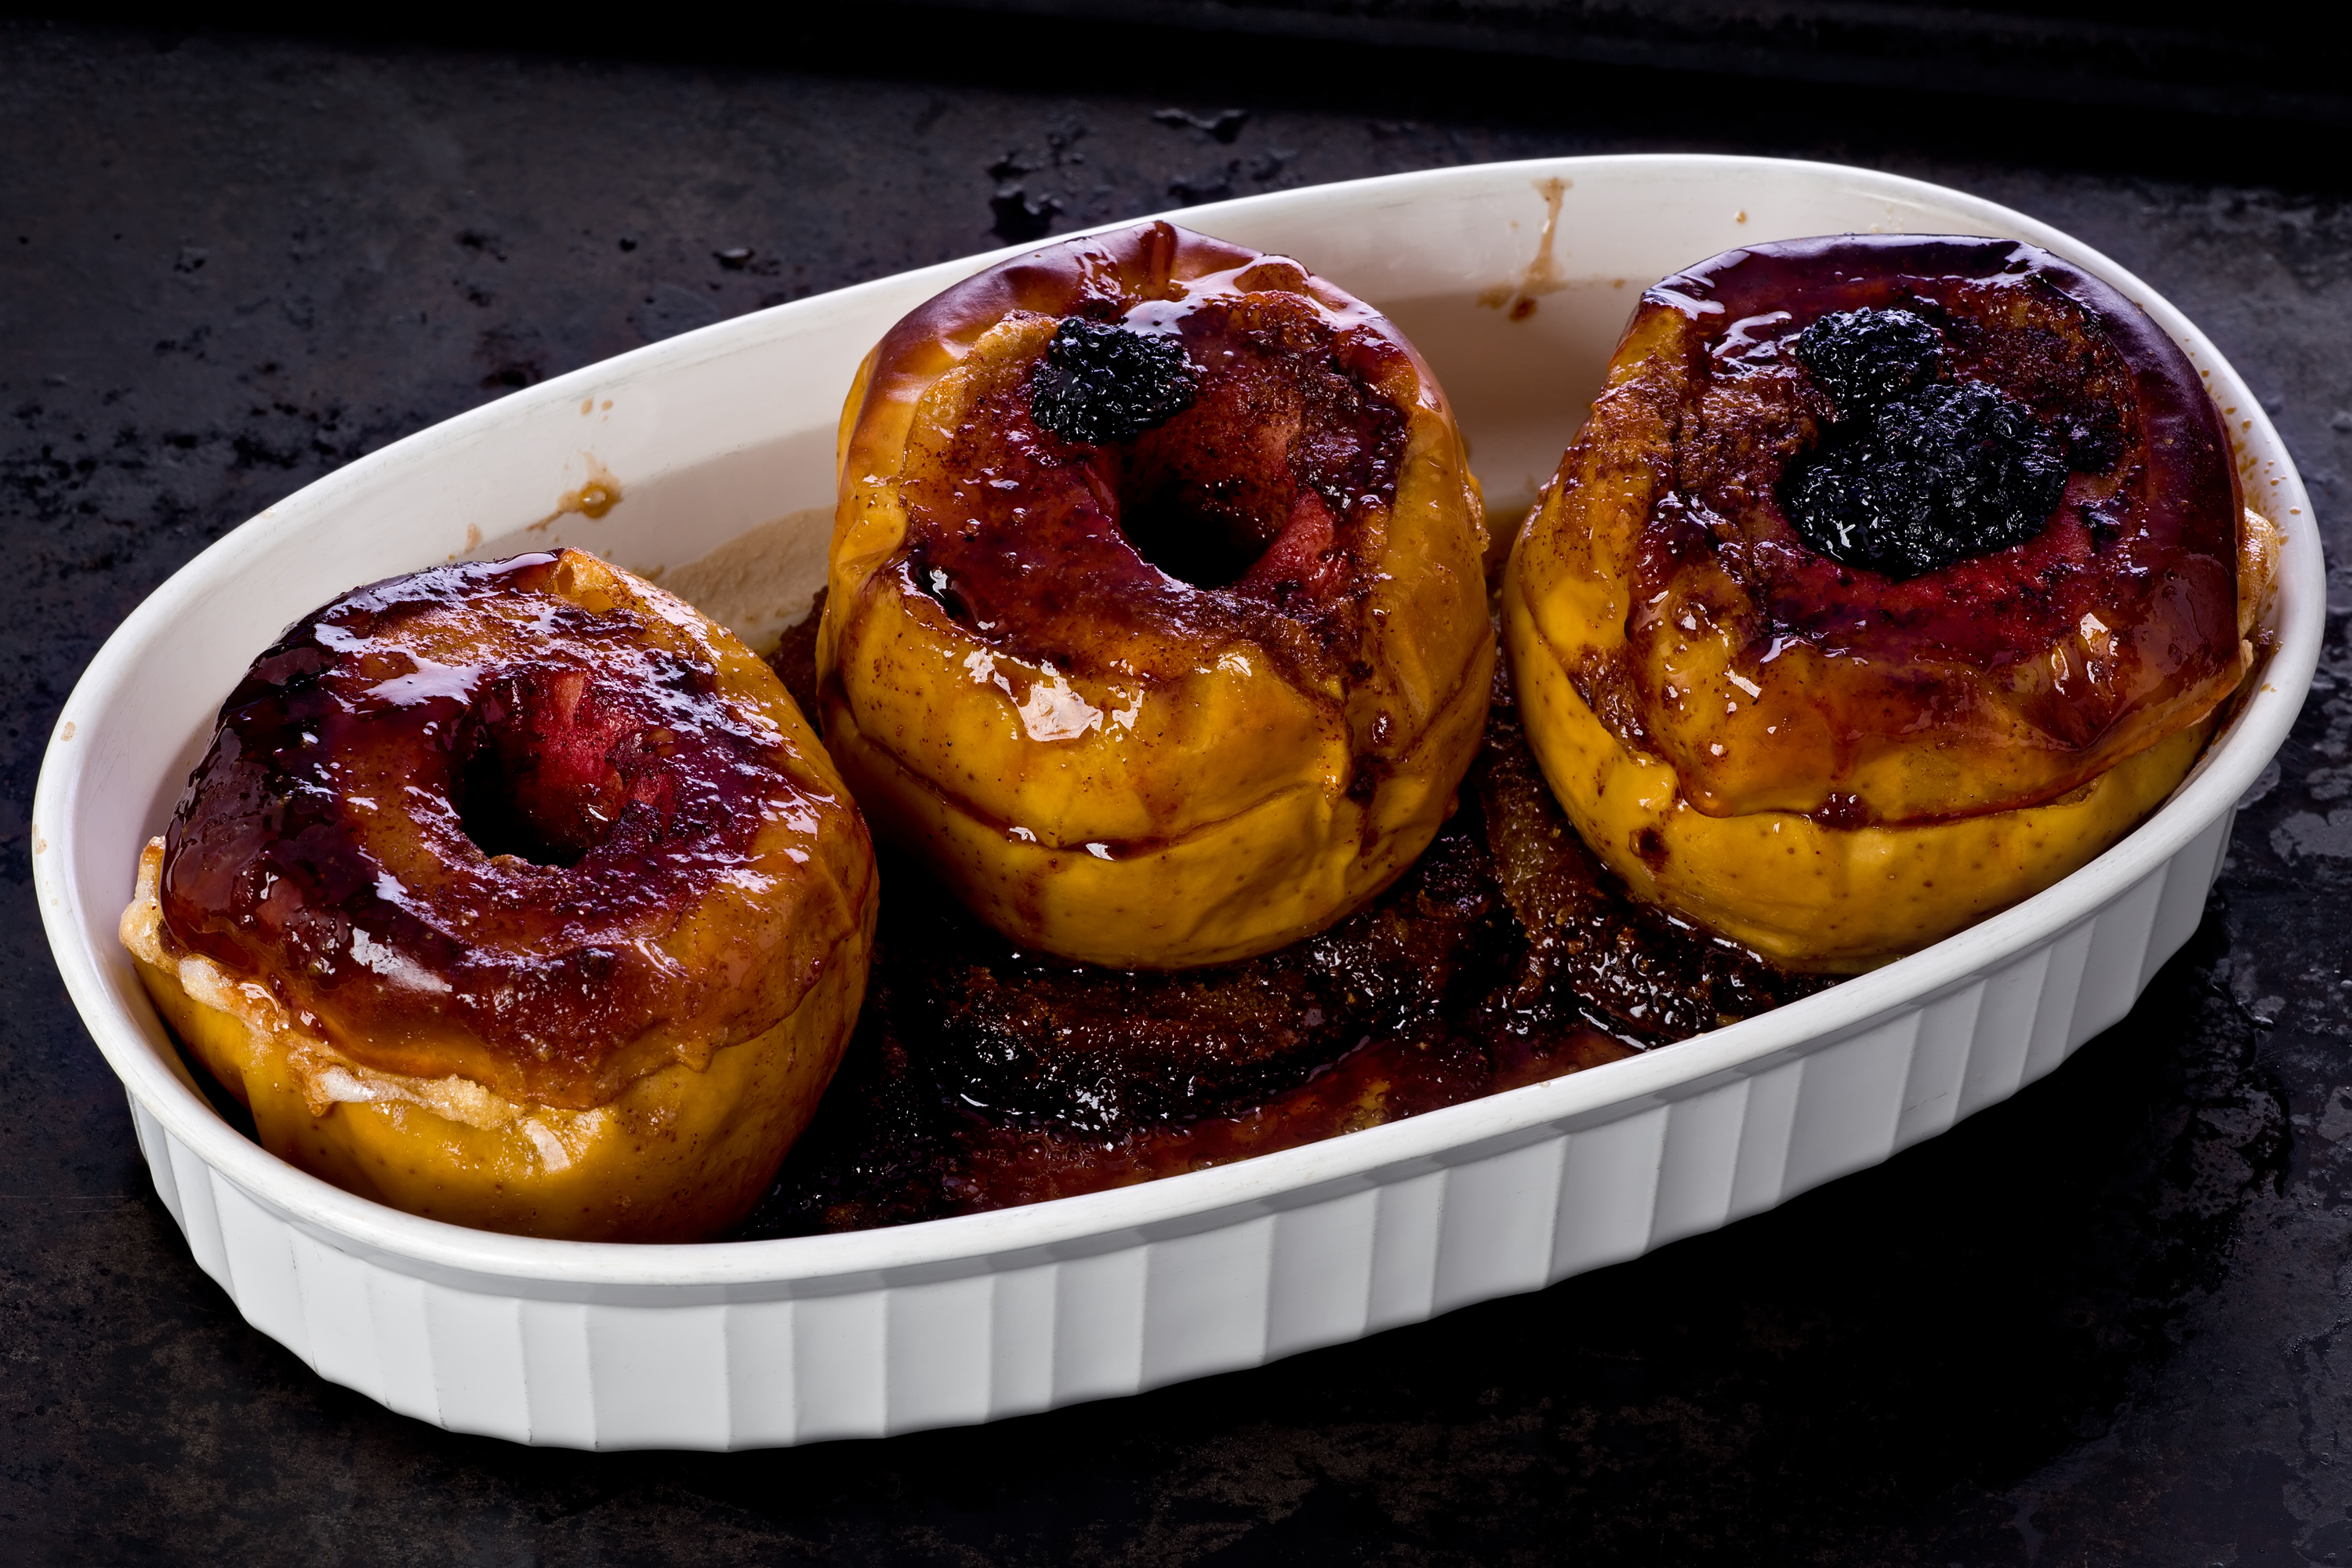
[160,552,871,1109]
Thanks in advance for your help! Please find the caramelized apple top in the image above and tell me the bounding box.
[1566,234,2243,824]
[834,220,1432,695]
[157,551,873,1109]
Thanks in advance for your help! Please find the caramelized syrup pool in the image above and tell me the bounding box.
[737,609,1824,1236]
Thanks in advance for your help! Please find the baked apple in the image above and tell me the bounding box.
[122,550,878,1240]
[1504,234,2267,969]
[819,220,1493,968]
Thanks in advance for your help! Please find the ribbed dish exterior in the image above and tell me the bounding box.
[127,813,2227,1450]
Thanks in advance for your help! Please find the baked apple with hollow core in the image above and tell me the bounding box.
[121,550,877,1240]
[1504,234,2269,970]
[819,220,1493,969]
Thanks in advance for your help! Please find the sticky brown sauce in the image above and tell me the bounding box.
[739,606,1827,1238]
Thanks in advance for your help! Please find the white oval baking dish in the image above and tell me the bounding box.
[32,155,2321,1451]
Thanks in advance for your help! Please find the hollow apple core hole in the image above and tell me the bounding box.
[1117,487,1279,590]
[1113,426,1290,590]
[452,667,631,867]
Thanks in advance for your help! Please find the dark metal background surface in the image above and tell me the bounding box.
[4,13,2350,1563]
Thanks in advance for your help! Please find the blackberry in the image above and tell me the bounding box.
[1789,307,1945,411]
[1783,379,2071,580]
[1028,318,1196,445]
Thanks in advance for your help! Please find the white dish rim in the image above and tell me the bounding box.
[32,151,2324,1298]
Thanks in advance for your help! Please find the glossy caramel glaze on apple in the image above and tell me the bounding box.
[158,550,875,1110]
[1561,234,2241,827]
[821,220,1494,968]
[885,259,1407,688]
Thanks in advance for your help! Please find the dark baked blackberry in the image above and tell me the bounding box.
[1789,306,1944,411]
[1783,379,2071,580]
[1028,318,1196,445]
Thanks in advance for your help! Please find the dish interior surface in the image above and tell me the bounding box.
[35,156,2321,1300]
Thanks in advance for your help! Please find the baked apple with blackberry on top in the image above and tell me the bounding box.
[819,220,1493,969]
[1504,234,2274,970]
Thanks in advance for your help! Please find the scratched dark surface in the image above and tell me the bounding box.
[5,13,2352,1564]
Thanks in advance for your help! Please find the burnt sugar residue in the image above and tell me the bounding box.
[530,456,624,531]
[742,622,1826,1236]
[1477,174,1570,322]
